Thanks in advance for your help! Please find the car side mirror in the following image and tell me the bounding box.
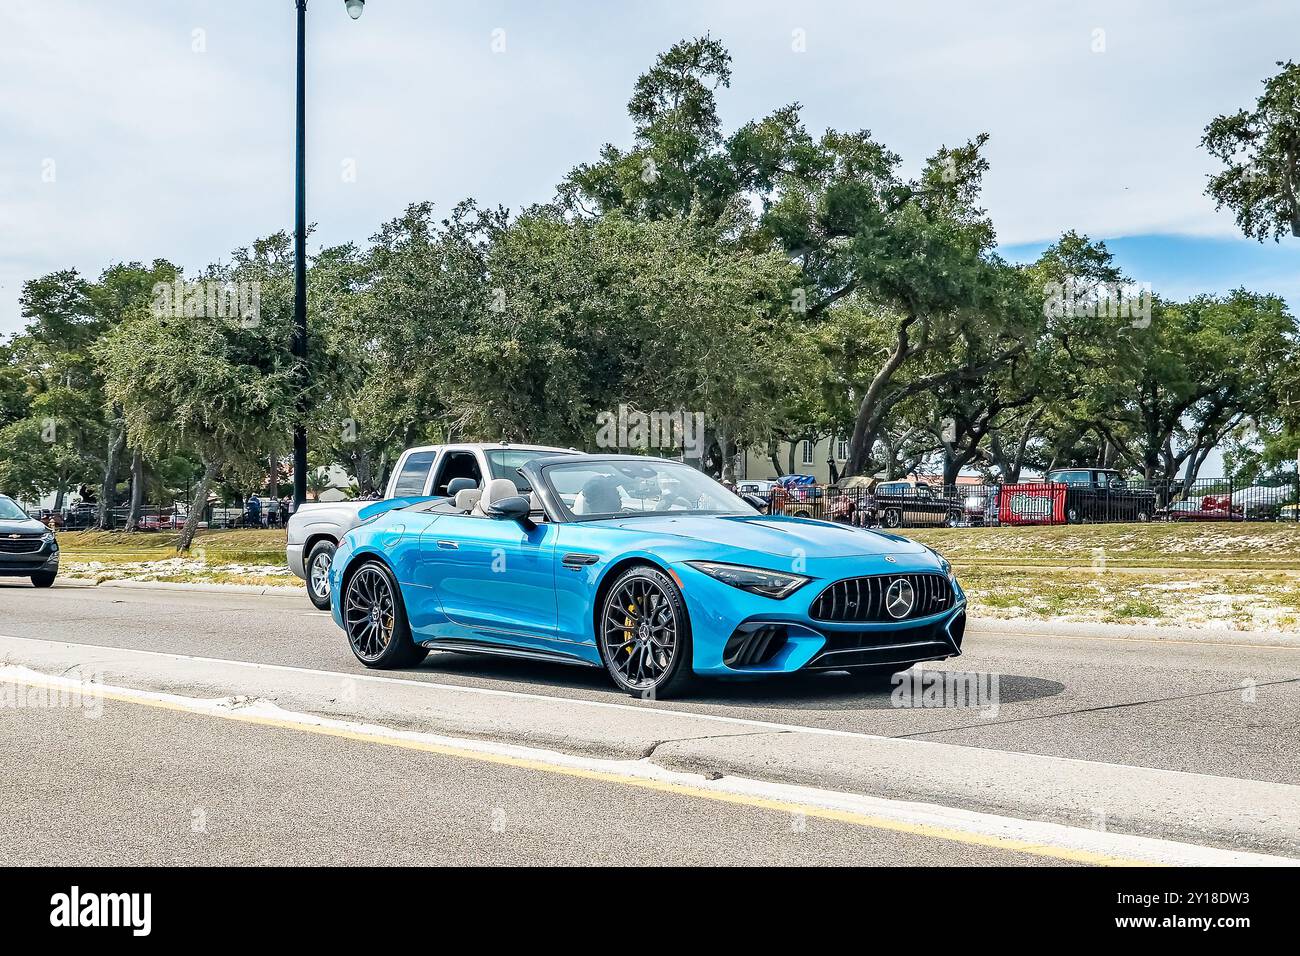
[486,494,533,526]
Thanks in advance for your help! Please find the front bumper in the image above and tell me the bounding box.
[0,539,59,576]
[672,558,966,677]
[286,542,306,581]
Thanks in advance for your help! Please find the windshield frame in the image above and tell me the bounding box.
[529,457,756,523]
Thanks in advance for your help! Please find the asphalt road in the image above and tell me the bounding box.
[0,699,1051,866]
[2,580,1298,784]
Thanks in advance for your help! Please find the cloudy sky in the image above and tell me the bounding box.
[3,0,1299,336]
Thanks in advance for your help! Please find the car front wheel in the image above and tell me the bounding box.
[598,566,694,699]
[342,561,427,669]
[305,539,336,610]
[31,569,57,588]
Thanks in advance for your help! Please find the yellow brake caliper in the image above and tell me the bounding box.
[624,602,637,654]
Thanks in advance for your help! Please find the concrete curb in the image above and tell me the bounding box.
[1,634,1296,857]
[969,616,1300,649]
[67,579,304,596]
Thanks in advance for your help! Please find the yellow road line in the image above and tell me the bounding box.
[6,673,1153,867]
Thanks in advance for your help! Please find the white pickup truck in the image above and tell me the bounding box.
[287,442,574,608]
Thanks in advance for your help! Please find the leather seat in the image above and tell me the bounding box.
[453,488,482,512]
[472,478,521,517]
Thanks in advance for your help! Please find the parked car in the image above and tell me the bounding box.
[1231,485,1290,521]
[0,494,59,588]
[961,486,999,526]
[822,475,876,526]
[870,479,964,529]
[287,442,577,609]
[1043,468,1157,523]
[1158,494,1240,522]
[735,479,776,496]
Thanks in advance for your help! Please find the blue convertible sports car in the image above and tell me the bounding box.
[329,454,967,697]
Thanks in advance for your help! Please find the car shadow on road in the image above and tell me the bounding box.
[406,652,1065,712]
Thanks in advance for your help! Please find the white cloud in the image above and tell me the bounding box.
[2,0,1296,335]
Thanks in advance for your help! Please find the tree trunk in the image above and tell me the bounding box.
[177,458,220,553]
[125,448,145,532]
[96,421,127,531]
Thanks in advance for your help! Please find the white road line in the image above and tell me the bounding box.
[2,665,1292,867]
[0,631,1291,787]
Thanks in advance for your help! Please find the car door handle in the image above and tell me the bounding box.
[436,540,459,550]
[562,552,598,568]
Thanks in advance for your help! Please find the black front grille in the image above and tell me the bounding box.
[0,534,43,554]
[809,572,952,623]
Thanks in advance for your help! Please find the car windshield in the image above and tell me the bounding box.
[485,448,572,493]
[0,496,30,521]
[544,460,755,520]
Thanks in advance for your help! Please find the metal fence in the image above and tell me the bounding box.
[752,477,1300,528]
[20,502,290,531]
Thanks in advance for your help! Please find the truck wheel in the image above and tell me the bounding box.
[944,510,962,527]
[306,539,337,610]
[882,508,902,529]
[1067,507,1081,524]
[1136,510,1151,523]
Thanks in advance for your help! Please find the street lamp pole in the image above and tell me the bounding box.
[292,0,365,510]
[292,0,308,508]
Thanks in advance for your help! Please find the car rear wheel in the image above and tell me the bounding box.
[599,566,694,699]
[305,539,336,610]
[944,510,962,527]
[343,561,427,669]
[882,508,902,529]
[1136,510,1151,523]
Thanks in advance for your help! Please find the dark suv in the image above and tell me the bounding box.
[1044,468,1157,523]
[0,495,59,587]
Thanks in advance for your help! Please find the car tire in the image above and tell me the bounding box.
[1066,507,1081,524]
[305,539,337,610]
[882,508,902,529]
[1136,510,1150,523]
[597,565,695,700]
[944,510,962,527]
[30,569,57,588]
[341,560,428,669]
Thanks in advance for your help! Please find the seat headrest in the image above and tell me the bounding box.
[446,477,477,496]
[479,478,521,510]
[454,489,482,512]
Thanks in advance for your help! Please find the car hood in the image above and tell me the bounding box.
[592,513,926,558]
[0,516,46,535]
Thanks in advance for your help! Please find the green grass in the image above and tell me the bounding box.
[903,522,1300,570]
[57,529,287,565]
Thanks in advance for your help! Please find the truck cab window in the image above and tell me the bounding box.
[432,452,482,496]
[391,451,437,497]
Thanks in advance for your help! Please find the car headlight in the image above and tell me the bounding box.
[43,531,57,549]
[686,561,811,599]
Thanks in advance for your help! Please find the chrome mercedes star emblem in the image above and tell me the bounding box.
[885,578,915,619]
